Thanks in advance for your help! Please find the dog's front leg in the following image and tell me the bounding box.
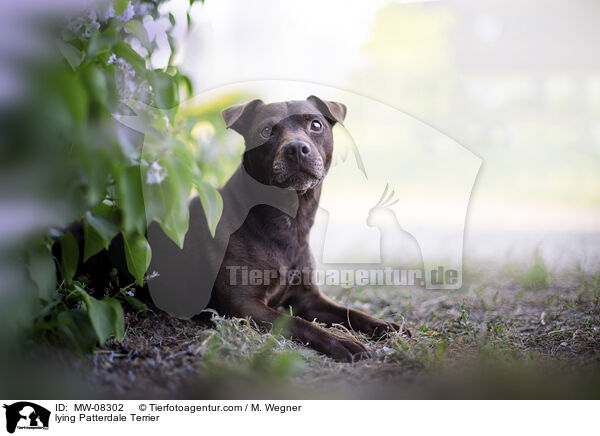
[292,288,411,339]
[222,297,369,362]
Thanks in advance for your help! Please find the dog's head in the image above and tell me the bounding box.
[222,96,346,192]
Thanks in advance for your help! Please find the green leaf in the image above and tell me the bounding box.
[161,157,192,247]
[168,12,176,27]
[141,157,191,248]
[82,156,109,207]
[149,71,179,110]
[126,19,152,52]
[57,309,98,353]
[122,232,152,285]
[60,231,79,284]
[81,293,115,345]
[160,207,189,248]
[196,181,223,237]
[166,34,176,67]
[114,0,128,15]
[117,166,146,234]
[56,40,84,71]
[27,242,57,301]
[123,294,147,312]
[82,65,108,105]
[92,201,120,221]
[86,212,119,246]
[113,41,147,75]
[105,298,125,341]
[87,27,118,57]
[177,73,193,97]
[69,286,126,346]
[83,221,105,262]
[55,73,88,126]
[83,211,120,261]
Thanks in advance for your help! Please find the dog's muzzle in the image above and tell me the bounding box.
[272,140,325,191]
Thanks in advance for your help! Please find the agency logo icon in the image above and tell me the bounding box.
[3,402,50,434]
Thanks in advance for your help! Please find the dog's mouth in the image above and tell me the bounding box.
[271,162,324,191]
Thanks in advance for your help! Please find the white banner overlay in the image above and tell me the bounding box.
[0,400,596,435]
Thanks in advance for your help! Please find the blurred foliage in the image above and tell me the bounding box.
[0,0,239,354]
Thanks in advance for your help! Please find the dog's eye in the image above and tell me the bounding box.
[309,119,322,132]
[260,126,272,138]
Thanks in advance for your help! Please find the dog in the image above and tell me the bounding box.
[201,96,409,361]
[63,96,409,362]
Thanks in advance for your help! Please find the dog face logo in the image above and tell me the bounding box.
[3,402,50,433]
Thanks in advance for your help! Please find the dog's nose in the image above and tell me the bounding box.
[284,141,311,161]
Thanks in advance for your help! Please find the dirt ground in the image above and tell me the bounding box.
[80,263,600,399]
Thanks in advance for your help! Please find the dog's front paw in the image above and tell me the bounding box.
[361,319,411,339]
[320,332,371,362]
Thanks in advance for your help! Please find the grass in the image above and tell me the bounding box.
[73,256,600,399]
[516,247,549,289]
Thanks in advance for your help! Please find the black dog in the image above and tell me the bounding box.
[204,96,409,361]
[64,96,409,362]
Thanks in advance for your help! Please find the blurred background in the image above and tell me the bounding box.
[173,0,600,271]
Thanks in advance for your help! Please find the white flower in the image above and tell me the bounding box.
[135,2,155,16]
[147,270,160,279]
[65,9,99,39]
[163,115,169,129]
[126,80,137,95]
[68,16,83,33]
[99,3,115,21]
[117,2,135,23]
[125,290,135,297]
[111,57,140,99]
[82,10,100,37]
[146,161,167,184]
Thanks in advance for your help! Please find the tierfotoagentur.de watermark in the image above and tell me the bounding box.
[226,266,459,288]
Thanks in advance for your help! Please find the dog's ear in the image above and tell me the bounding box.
[307,95,347,126]
[222,99,264,134]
